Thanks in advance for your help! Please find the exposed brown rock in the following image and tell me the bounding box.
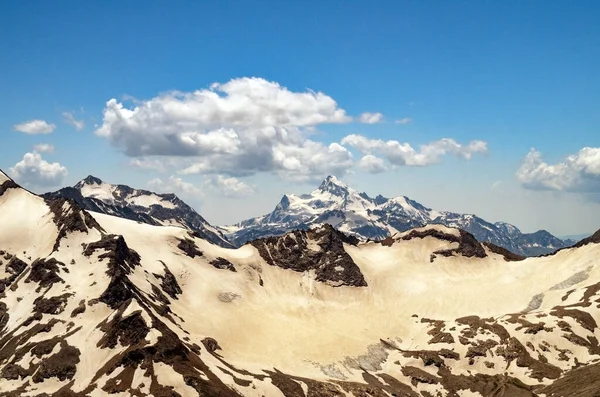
[436,368,536,397]
[421,318,455,344]
[25,258,65,292]
[380,236,394,247]
[156,261,182,299]
[456,316,510,342]
[33,293,73,315]
[98,308,150,349]
[70,299,86,318]
[0,179,19,196]
[482,242,526,261]
[209,257,236,272]
[494,337,562,381]
[0,256,27,293]
[539,361,600,397]
[402,349,459,367]
[85,235,141,309]
[403,228,487,258]
[202,337,221,353]
[177,238,203,258]
[32,341,81,383]
[401,366,439,386]
[551,307,597,332]
[251,224,367,287]
[465,339,498,361]
[45,197,104,252]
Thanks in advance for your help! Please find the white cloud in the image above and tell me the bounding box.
[129,158,168,172]
[357,154,388,174]
[490,180,503,192]
[341,134,487,166]
[62,111,85,131]
[395,117,412,125]
[13,120,56,134]
[33,144,55,153]
[96,77,357,181]
[516,147,600,195]
[148,176,203,197]
[206,175,255,198]
[358,112,383,124]
[9,152,68,187]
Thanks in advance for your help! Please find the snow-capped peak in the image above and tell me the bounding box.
[79,175,103,186]
[222,175,572,256]
[44,176,234,248]
[317,175,351,197]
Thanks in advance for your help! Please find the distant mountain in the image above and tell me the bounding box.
[221,175,570,256]
[559,233,590,242]
[43,175,233,248]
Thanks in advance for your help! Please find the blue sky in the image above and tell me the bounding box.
[1,1,599,235]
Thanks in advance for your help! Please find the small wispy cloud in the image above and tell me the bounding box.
[148,176,203,197]
[62,111,85,131]
[205,175,255,198]
[358,112,384,124]
[33,143,55,153]
[395,117,412,125]
[490,180,503,192]
[13,120,56,134]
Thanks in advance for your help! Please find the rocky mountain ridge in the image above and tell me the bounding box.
[222,175,572,256]
[43,175,233,248]
[2,169,600,396]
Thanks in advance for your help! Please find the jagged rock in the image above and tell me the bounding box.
[43,176,233,248]
[209,257,236,272]
[251,224,367,287]
[84,235,141,309]
[222,176,570,256]
[177,238,203,258]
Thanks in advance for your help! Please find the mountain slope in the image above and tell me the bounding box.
[2,170,600,396]
[43,175,233,248]
[222,175,570,256]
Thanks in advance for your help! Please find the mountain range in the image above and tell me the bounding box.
[220,175,572,256]
[42,175,233,248]
[43,175,571,257]
[2,168,600,396]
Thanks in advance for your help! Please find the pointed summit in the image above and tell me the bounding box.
[318,175,350,197]
[74,175,104,190]
[82,175,103,185]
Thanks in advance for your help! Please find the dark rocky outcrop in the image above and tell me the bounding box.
[32,341,81,383]
[251,224,367,287]
[33,293,72,315]
[177,238,203,258]
[46,197,104,252]
[482,242,526,261]
[202,337,221,353]
[84,235,141,309]
[209,257,236,272]
[25,258,65,292]
[70,300,86,318]
[402,228,487,259]
[0,256,27,293]
[156,261,182,299]
[98,309,150,349]
[43,176,234,249]
[0,179,19,197]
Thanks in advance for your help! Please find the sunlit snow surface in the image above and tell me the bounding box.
[1,174,599,396]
